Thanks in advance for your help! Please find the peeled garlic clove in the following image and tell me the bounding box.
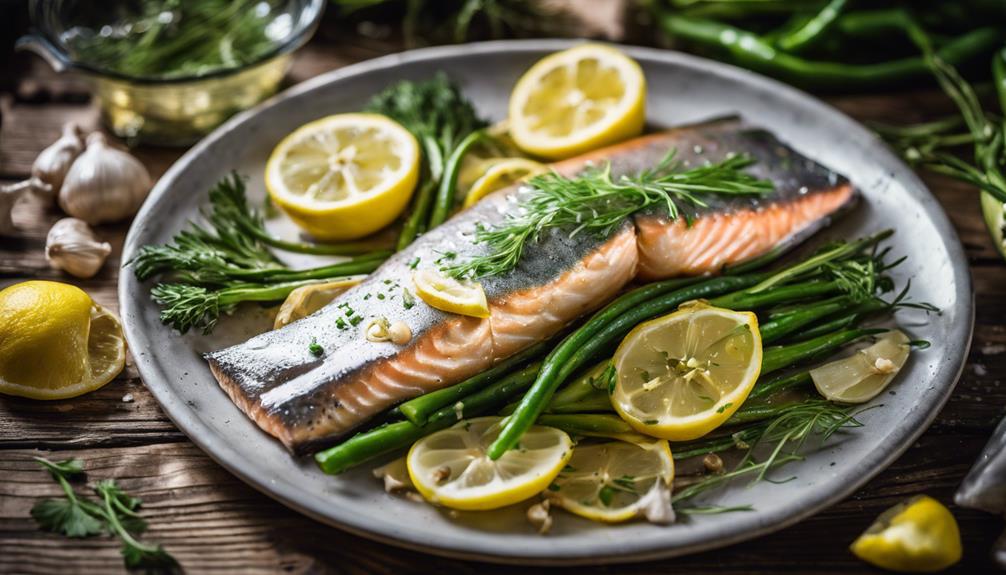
[59,133,152,225]
[31,123,84,202]
[45,217,112,279]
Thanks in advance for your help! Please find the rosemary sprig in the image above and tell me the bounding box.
[672,402,861,505]
[443,150,773,279]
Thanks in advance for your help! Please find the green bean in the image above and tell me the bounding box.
[548,361,610,409]
[315,363,539,474]
[747,370,813,402]
[547,394,614,414]
[486,274,766,460]
[762,328,885,374]
[710,279,841,310]
[428,131,490,228]
[537,414,635,439]
[396,179,438,250]
[659,14,1003,89]
[399,341,550,425]
[776,0,847,53]
[995,46,1006,115]
[788,298,887,341]
[758,296,851,343]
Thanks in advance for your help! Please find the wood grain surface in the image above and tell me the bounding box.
[1,9,1004,575]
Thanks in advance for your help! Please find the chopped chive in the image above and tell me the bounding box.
[716,402,733,414]
[308,338,324,357]
[402,289,416,310]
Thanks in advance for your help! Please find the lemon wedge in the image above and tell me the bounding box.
[0,281,125,400]
[547,438,675,523]
[407,417,572,510]
[412,269,489,318]
[611,303,762,441]
[463,158,546,208]
[851,495,962,572]
[273,277,364,329]
[266,113,420,240]
[509,44,645,160]
[811,330,910,404]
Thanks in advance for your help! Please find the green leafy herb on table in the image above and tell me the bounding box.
[443,150,773,280]
[30,457,178,572]
[68,0,285,79]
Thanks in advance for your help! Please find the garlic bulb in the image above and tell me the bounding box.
[59,133,152,224]
[45,217,112,278]
[31,123,84,202]
[0,178,45,236]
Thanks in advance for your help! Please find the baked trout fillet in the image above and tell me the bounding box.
[206,117,857,454]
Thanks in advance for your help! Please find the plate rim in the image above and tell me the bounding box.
[119,38,975,565]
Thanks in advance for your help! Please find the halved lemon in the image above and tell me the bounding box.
[406,417,572,510]
[463,158,547,208]
[509,44,645,160]
[547,438,675,523]
[0,281,125,400]
[811,330,910,404]
[851,495,962,572]
[265,113,420,240]
[611,303,762,441]
[412,269,489,318]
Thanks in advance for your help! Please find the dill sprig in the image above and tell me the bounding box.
[672,402,862,505]
[443,150,773,279]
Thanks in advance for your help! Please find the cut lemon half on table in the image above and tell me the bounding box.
[850,495,962,572]
[407,417,573,510]
[266,113,420,241]
[463,158,547,208]
[547,438,675,523]
[0,281,126,400]
[611,303,762,441]
[811,330,910,404]
[412,269,489,318]
[509,44,646,160]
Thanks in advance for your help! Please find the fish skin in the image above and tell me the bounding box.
[206,117,857,454]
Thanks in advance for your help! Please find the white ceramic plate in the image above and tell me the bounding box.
[119,40,974,564]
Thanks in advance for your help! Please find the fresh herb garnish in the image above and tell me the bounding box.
[716,402,733,414]
[30,457,178,571]
[308,338,324,357]
[443,151,772,279]
[402,289,417,310]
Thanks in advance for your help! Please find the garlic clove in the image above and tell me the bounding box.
[58,132,152,225]
[45,217,113,279]
[0,178,43,236]
[31,123,84,202]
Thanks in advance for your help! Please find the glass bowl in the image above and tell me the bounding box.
[17,0,325,146]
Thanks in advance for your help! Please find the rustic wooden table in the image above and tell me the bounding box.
[1,16,1004,575]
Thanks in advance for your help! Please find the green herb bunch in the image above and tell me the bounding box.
[30,457,178,572]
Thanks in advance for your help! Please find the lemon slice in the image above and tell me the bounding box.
[611,303,762,441]
[266,113,420,240]
[811,330,910,404]
[407,417,573,510]
[851,495,962,572]
[273,277,364,329]
[547,438,675,523]
[509,44,646,160]
[0,281,125,400]
[463,158,547,208]
[412,269,489,318]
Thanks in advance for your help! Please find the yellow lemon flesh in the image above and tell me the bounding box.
[851,495,962,572]
[407,417,572,511]
[0,281,125,400]
[412,269,489,318]
[463,158,546,208]
[509,44,645,160]
[547,438,674,523]
[266,113,420,240]
[611,303,762,441]
[811,330,910,404]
